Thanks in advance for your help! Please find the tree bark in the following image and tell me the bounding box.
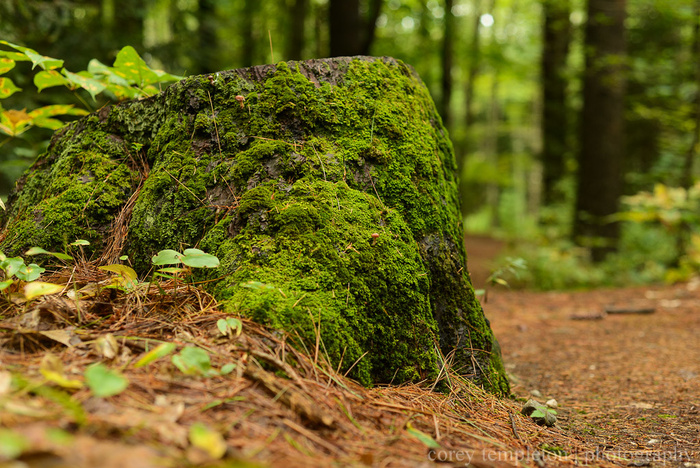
[440,0,455,129]
[329,0,362,56]
[0,57,509,395]
[573,0,627,262]
[540,0,571,206]
[286,0,309,60]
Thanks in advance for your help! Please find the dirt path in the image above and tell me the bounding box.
[467,236,700,465]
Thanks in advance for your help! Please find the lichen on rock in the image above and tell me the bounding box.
[0,56,509,393]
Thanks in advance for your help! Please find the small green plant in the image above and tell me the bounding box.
[475,256,527,298]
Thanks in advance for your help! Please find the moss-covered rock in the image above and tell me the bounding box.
[0,56,508,393]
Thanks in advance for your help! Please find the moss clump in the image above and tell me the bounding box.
[0,56,509,393]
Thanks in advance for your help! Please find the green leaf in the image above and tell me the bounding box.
[0,256,25,277]
[25,246,73,261]
[133,342,177,368]
[172,346,216,376]
[62,70,107,100]
[189,422,227,459]
[34,70,69,92]
[180,248,220,268]
[0,77,21,99]
[220,363,236,375]
[0,429,29,459]
[0,57,15,75]
[405,422,441,449]
[15,263,45,282]
[156,267,185,274]
[0,279,13,291]
[98,264,138,282]
[112,46,159,86]
[84,363,128,397]
[152,249,182,266]
[71,239,90,246]
[217,318,243,338]
[24,282,63,300]
[0,41,63,70]
[0,197,4,210]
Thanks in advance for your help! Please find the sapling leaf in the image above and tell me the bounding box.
[33,70,69,92]
[0,57,16,75]
[134,342,176,368]
[84,363,128,397]
[71,239,90,246]
[152,249,182,265]
[0,77,20,99]
[172,346,217,377]
[180,248,220,268]
[0,279,13,291]
[24,282,63,300]
[25,246,73,261]
[217,318,243,338]
[14,263,44,282]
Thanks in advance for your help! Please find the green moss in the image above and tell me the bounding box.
[1,57,508,393]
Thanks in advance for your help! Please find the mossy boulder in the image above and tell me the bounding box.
[0,56,508,393]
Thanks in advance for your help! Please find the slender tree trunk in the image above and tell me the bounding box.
[440,0,455,129]
[573,0,627,262]
[241,1,258,66]
[540,0,571,206]
[464,0,483,130]
[361,0,383,55]
[195,0,218,74]
[329,0,361,56]
[286,0,309,60]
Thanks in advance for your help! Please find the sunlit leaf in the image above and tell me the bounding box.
[172,346,216,376]
[34,70,69,92]
[156,267,185,274]
[62,70,106,100]
[0,108,32,136]
[0,77,20,99]
[405,422,441,449]
[98,264,138,282]
[0,58,15,75]
[133,342,177,368]
[0,197,4,210]
[14,263,45,282]
[152,249,182,265]
[84,363,128,397]
[217,318,242,338]
[25,246,73,261]
[24,282,64,300]
[1,256,25,278]
[189,422,227,459]
[0,279,13,291]
[28,104,89,119]
[112,46,159,86]
[71,239,90,246]
[181,248,220,268]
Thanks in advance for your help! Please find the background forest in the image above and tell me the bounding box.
[1,0,699,289]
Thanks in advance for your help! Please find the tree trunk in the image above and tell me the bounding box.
[195,0,219,74]
[241,1,259,66]
[329,0,361,56]
[0,57,509,395]
[464,0,483,131]
[286,0,309,60]
[573,0,627,262]
[440,0,455,129]
[540,0,571,206]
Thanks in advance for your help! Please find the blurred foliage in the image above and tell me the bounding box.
[2,0,700,287]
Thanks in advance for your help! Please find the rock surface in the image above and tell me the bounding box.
[0,56,508,392]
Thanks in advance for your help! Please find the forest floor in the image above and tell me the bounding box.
[466,235,700,468]
[0,237,698,467]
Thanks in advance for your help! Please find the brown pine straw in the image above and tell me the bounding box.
[0,262,624,467]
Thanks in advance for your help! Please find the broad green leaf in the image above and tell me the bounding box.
[71,239,90,246]
[62,70,106,100]
[0,256,25,277]
[189,423,227,459]
[133,342,176,368]
[0,77,21,99]
[217,318,242,338]
[84,363,128,397]
[15,263,45,282]
[112,46,159,86]
[152,249,182,265]
[0,58,15,75]
[405,422,441,449]
[34,70,69,92]
[28,104,89,119]
[0,279,13,291]
[220,363,235,375]
[172,346,216,376]
[181,249,220,268]
[24,282,64,300]
[0,41,63,71]
[98,264,138,282]
[0,50,29,62]
[25,246,73,261]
